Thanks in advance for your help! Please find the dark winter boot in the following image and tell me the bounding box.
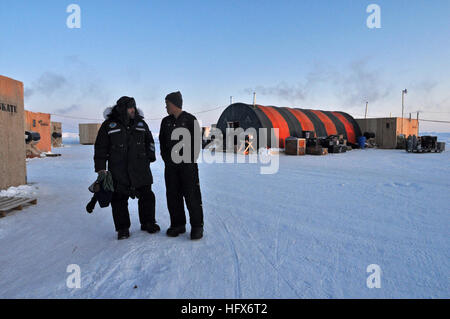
[117,229,130,240]
[190,226,203,240]
[141,223,160,234]
[166,225,186,237]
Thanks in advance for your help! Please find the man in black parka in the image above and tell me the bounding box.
[94,96,160,240]
[159,91,204,240]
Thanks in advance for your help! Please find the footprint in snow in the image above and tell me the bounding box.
[384,182,422,190]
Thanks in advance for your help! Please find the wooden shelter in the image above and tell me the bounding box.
[355,117,419,149]
[0,75,26,190]
[79,123,102,145]
[24,111,52,153]
[51,121,62,147]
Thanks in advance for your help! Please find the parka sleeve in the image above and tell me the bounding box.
[159,119,169,163]
[145,123,156,163]
[94,122,110,172]
[191,115,202,163]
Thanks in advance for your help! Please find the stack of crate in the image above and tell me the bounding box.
[306,145,328,156]
[321,135,347,153]
[305,137,328,156]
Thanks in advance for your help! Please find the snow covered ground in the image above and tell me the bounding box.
[0,134,449,298]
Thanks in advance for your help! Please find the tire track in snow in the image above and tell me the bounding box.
[217,216,242,298]
[274,213,281,296]
[210,176,303,297]
[226,209,304,298]
[245,229,304,298]
[213,202,304,297]
[82,243,147,296]
[76,233,175,297]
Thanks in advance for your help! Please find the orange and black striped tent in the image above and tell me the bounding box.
[216,103,362,148]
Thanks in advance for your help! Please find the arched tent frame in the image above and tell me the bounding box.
[216,103,362,148]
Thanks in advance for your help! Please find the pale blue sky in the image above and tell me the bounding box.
[1,0,449,132]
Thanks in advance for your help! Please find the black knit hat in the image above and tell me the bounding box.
[165,91,183,109]
[116,96,136,109]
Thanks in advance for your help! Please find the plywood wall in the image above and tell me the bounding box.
[356,117,419,149]
[79,123,102,145]
[51,121,62,147]
[0,75,26,190]
[24,111,52,153]
[396,118,419,137]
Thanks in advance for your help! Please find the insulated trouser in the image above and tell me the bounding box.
[164,163,203,228]
[111,185,156,231]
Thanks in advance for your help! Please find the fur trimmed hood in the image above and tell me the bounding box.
[103,105,144,120]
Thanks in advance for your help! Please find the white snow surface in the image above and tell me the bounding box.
[0,184,38,198]
[0,134,449,298]
[61,132,79,144]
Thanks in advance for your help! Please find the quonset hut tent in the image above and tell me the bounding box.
[216,103,362,148]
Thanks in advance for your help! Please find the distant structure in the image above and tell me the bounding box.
[51,122,62,147]
[25,111,52,154]
[79,123,102,145]
[356,117,418,149]
[216,103,362,148]
[0,75,26,190]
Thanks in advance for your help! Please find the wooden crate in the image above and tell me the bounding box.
[285,137,306,155]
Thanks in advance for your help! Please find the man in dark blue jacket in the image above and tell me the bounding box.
[94,96,160,240]
[159,91,204,240]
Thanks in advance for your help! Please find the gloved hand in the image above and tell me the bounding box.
[95,170,114,192]
[97,170,107,178]
[102,171,115,192]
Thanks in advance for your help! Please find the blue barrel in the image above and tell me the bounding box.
[358,136,366,149]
